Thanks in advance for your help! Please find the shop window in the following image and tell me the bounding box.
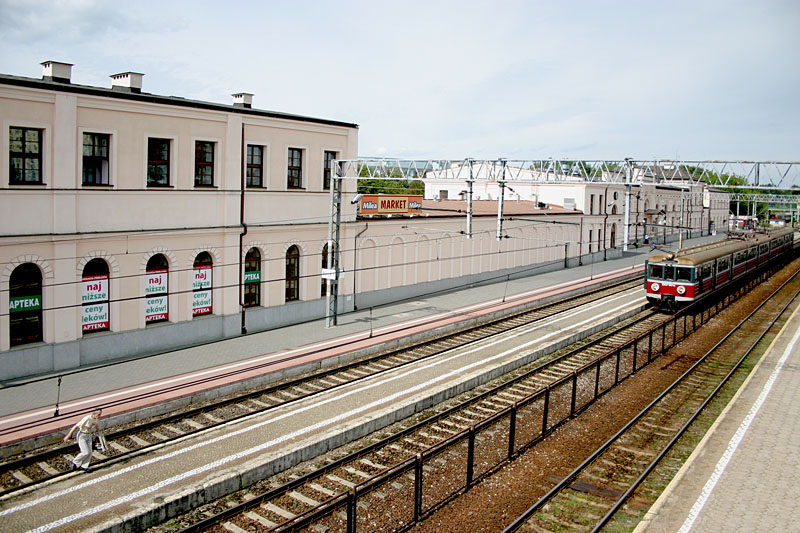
[247,145,264,187]
[147,138,170,186]
[286,245,300,301]
[9,127,43,184]
[145,254,168,324]
[194,141,214,186]
[323,150,337,190]
[81,258,110,333]
[192,252,213,317]
[244,248,261,307]
[287,148,302,188]
[82,133,110,185]
[9,263,43,346]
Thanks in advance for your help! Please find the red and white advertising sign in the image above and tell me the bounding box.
[82,303,109,332]
[192,266,212,316]
[358,195,423,215]
[82,274,109,332]
[145,269,168,323]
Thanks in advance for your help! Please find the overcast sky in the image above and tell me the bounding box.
[1,0,798,161]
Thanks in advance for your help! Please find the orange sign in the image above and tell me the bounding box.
[359,195,422,215]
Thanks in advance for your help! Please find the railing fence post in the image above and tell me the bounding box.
[508,405,517,460]
[466,427,475,487]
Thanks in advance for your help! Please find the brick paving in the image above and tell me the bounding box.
[637,304,800,533]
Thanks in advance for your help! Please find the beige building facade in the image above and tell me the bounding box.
[1,63,731,381]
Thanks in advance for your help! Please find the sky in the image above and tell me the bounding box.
[0,0,798,161]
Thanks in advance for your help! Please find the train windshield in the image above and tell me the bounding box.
[676,267,692,282]
[648,264,664,279]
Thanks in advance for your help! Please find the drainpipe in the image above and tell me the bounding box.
[239,122,248,334]
[352,223,368,310]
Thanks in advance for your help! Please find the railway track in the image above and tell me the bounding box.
[0,275,642,497]
[168,303,670,532]
[504,266,800,532]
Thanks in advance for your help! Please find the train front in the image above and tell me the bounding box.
[645,251,697,310]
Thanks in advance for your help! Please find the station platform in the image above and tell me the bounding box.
[0,234,735,532]
[636,287,800,532]
[0,239,696,450]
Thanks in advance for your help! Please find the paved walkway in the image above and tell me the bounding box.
[637,291,800,532]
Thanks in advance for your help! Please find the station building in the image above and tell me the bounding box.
[0,62,730,380]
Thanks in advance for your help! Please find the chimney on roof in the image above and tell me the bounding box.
[110,72,144,93]
[41,61,73,83]
[232,93,253,108]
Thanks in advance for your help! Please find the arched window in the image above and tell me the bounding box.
[9,263,43,346]
[192,252,213,317]
[145,254,169,324]
[286,245,300,302]
[244,248,261,307]
[81,258,109,333]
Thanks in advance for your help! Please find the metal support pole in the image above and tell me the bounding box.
[467,159,474,239]
[623,158,632,251]
[325,164,343,328]
[496,159,506,242]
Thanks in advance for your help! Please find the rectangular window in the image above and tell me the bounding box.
[147,138,170,186]
[287,148,302,188]
[9,127,43,184]
[323,150,337,190]
[589,194,595,215]
[194,141,214,186]
[82,133,110,185]
[246,145,264,187]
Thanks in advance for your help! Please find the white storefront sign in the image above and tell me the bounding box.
[145,269,168,322]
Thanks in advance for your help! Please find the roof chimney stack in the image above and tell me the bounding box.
[110,72,144,93]
[232,93,253,108]
[41,61,73,83]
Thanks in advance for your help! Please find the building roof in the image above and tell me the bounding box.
[0,73,359,129]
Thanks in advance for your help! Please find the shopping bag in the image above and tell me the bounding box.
[95,433,108,452]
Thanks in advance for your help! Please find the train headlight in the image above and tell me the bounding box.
[677,286,686,295]
[650,283,660,292]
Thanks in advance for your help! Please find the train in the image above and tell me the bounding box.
[645,227,796,311]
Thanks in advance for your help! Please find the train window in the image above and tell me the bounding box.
[748,247,757,259]
[734,251,746,264]
[718,257,729,271]
[649,264,664,279]
[700,264,712,278]
[664,266,675,281]
[760,243,768,254]
[676,267,692,282]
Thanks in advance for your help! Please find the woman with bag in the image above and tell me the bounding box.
[63,409,102,471]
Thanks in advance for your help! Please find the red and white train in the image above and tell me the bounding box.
[645,228,796,310]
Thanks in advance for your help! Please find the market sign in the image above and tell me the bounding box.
[82,274,109,304]
[82,303,109,331]
[9,295,41,312]
[358,195,422,215]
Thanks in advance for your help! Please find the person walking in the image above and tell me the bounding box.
[63,409,102,471]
